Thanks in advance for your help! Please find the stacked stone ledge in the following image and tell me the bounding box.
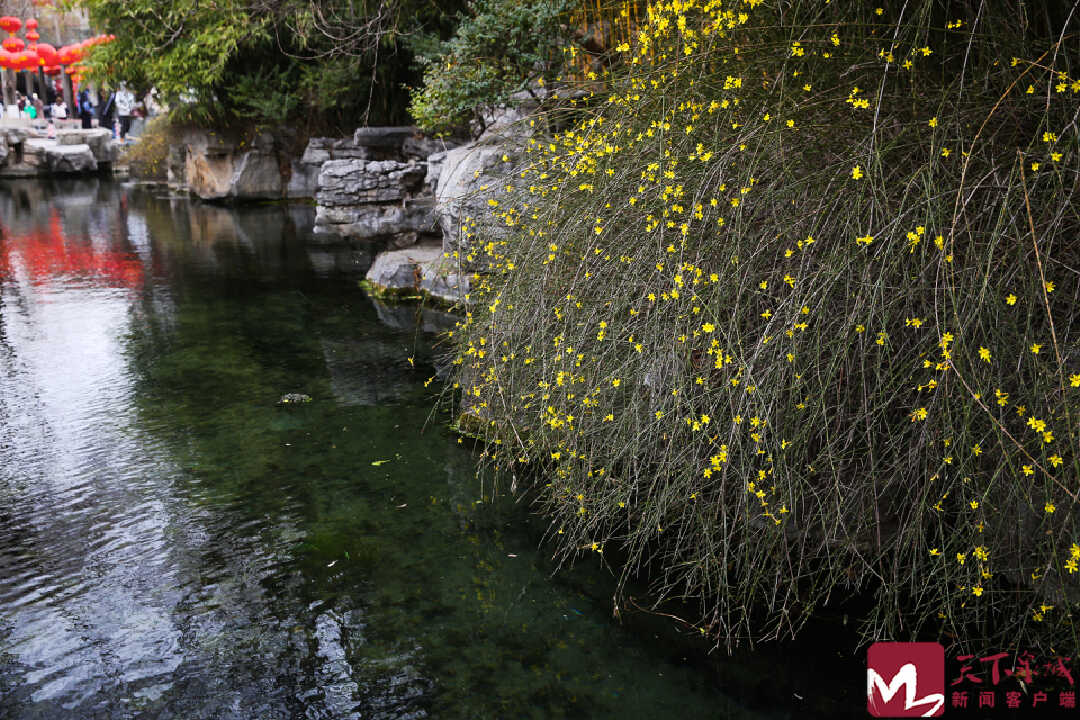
[0,128,118,178]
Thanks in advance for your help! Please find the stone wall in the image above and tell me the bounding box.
[305,121,530,307]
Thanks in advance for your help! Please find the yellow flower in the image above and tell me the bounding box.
[929,548,941,556]
[611,378,621,387]
[911,407,928,422]
[851,165,863,180]
[1044,281,1055,293]
[1006,294,1017,305]
[1071,374,1080,387]
[928,116,938,128]
[972,585,984,597]
[855,234,874,245]
[1030,343,1042,354]
[1045,502,1056,514]
[702,322,715,333]
[978,347,991,362]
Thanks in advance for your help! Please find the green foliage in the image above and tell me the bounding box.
[449,0,1080,653]
[80,0,266,100]
[409,0,575,136]
[78,0,466,133]
[123,115,172,180]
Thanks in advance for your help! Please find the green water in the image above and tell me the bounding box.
[0,179,839,719]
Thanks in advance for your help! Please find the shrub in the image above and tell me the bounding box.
[409,0,577,136]
[448,0,1080,652]
[123,116,173,181]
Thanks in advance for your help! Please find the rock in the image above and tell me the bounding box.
[287,159,321,199]
[434,136,521,258]
[167,144,187,189]
[365,243,444,292]
[251,131,275,152]
[229,151,282,199]
[424,151,446,193]
[0,139,7,167]
[301,137,335,165]
[419,256,470,304]
[104,139,122,164]
[278,393,312,405]
[44,143,98,173]
[364,243,469,305]
[402,135,463,160]
[314,202,437,240]
[316,160,426,207]
[56,128,113,162]
[352,126,418,150]
[4,128,30,146]
[22,138,57,167]
[329,138,370,160]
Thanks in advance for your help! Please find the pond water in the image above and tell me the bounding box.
[0,180,859,720]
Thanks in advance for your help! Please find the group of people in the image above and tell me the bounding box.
[3,82,145,141]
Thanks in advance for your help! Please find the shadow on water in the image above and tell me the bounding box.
[0,179,864,719]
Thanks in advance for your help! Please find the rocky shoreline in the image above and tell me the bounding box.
[1,115,527,309]
[167,121,526,308]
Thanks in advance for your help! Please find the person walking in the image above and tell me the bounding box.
[78,87,93,129]
[115,82,135,140]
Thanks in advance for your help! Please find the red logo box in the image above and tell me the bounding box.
[868,642,945,717]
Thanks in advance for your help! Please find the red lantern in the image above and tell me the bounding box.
[57,44,82,65]
[0,49,12,68]
[43,64,60,75]
[0,16,21,34]
[35,42,57,66]
[26,30,39,44]
[25,18,38,31]
[2,36,24,53]
[14,50,39,71]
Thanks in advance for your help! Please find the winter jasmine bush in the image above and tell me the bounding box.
[447,0,1080,653]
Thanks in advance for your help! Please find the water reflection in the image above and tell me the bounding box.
[0,180,773,720]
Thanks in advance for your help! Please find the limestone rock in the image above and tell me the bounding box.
[4,128,30,146]
[314,202,437,240]
[352,126,418,149]
[44,143,98,173]
[287,159,321,199]
[424,151,445,194]
[301,137,334,165]
[23,138,58,168]
[364,243,469,305]
[402,135,463,160]
[316,160,426,207]
[185,144,234,199]
[419,256,470,304]
[435,135,522,258]
[56,128,113,162]
[365,243,444,292]
[167,144,187,189]
[229,151,282,200]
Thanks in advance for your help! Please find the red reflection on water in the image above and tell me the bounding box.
[0,212,144,288]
